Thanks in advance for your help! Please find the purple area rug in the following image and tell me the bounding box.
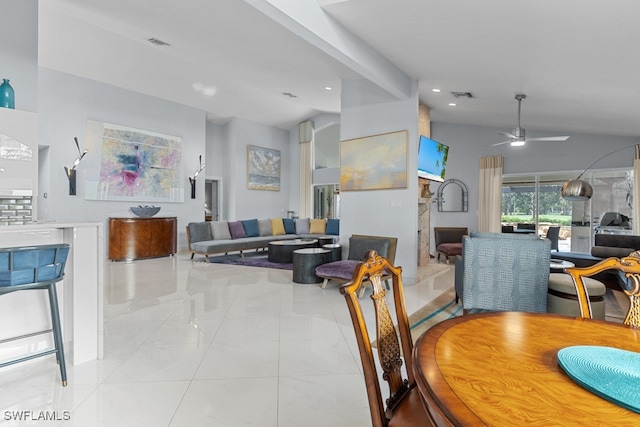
[208,253,293,270]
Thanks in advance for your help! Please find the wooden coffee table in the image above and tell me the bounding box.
[267,239,317,263]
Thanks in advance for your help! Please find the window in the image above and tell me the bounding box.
[502,169,635,251]
[312,122,340,218]
[502,174,574,250]
[313,122,340,169]
[589,169,634,234]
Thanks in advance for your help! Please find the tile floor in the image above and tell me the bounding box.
[0,254,454,427]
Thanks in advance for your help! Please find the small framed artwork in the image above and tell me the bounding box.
[247,145,281,191]
[341,130,408,191]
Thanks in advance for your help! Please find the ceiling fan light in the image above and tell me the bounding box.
[510,140,525,147]
[561,179,593,201]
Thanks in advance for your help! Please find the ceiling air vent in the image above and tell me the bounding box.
[451,91,474,98]
[147,38,171,47]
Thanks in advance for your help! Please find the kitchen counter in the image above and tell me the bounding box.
[0,221,104,365]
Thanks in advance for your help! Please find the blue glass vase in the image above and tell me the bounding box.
[0,79,15,109]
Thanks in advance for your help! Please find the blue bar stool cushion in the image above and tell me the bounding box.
[0,244,70,386]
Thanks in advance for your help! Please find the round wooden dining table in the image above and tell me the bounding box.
[413,311,640,426]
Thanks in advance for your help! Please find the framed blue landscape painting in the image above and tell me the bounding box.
[247,145,281,191]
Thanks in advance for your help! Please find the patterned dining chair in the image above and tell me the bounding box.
[565,252,640,327]
[340,250,434,427]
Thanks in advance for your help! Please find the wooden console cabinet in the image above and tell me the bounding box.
[108,217,177,261]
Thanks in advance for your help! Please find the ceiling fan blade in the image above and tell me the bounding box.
[497,131,516,139]
[491,140,515,147]
[526,136,570,142]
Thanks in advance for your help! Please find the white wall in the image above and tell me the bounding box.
[225,117,291,220]
[37,68,207,251]
[1,0,38,112]
[340,79,420,282]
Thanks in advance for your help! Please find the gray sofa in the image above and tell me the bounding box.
[542,233,640,290]
[186,217,339,259]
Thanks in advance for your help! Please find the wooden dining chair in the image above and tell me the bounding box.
[339,250,434,427]
[565,251,640,326]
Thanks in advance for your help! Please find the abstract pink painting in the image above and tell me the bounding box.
[84,121,183,202]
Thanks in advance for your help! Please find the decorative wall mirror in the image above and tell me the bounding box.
[437,179,468,212]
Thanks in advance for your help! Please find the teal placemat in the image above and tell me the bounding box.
[558,345,640,413]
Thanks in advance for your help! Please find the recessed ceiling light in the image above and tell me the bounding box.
[324,86,332,91]
[192,83,217,97]
[448,103,456,107]
[432,88,441,93]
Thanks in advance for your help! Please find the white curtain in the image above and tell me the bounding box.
[478,156,503,232]
[299,140,312,218]
[634,145,640,235]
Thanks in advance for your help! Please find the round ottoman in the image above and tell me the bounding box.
[547,273,606,320]
[293,248,332,284]
[322,243,342,262]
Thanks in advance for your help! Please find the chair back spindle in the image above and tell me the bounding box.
[340,250,432,426]
[566,251,640,327]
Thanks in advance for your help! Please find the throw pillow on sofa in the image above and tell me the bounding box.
[283,218,296,234]
[326,218,339,235]
[229,221,247,239]
[258,219,272,236]
[271,218,285,236]
[211,221,232,240]
[310,218,326,234]
[242,219,260,237]
[187,222,212,243]
[295,218,310,234]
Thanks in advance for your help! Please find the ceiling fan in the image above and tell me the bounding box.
[492,94,569,147]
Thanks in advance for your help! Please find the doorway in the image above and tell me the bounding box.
[205,178,221,221]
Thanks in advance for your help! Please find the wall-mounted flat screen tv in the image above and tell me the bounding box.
[418,135,449,182]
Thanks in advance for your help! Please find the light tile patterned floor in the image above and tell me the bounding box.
[0,254,454,427]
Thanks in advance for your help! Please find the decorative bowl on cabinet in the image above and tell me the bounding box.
[130,206,161,217]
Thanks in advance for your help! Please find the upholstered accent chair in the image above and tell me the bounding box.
[433,227,468,264]
[315,234,397,298]
[339,250,433,427]
[458,232,551,313]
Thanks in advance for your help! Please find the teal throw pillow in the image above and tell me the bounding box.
[283,218,296,234]
[242,219,259,237]
[326,218,339,235]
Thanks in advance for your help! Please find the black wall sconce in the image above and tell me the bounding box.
[64,137,87,196]
[189,155,206,199]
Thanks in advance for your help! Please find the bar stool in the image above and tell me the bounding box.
[0,244,70,386]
